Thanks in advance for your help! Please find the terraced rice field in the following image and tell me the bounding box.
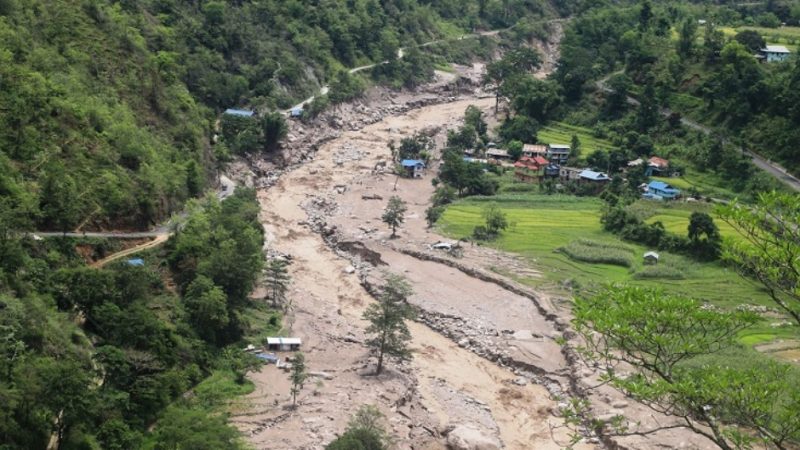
[437,193,770,309]
[537,122,614,151]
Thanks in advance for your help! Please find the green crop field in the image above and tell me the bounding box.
[437,193,772,310]
[644,208,741,237]
[719,26,800,52]
[538,122,614,151]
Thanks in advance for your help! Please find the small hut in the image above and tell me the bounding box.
[643,251,660,265]
[266,337,302,352]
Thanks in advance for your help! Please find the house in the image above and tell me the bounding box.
[559,166,583,181]
[463,157,488,164]
[579,170,611,183]
[266,337,302,352]
[760,45,791,63]
[290,107,304,118]
[643,251,660,265]
[547,144,571,165]
[522,144,548,158]
[647,156,670,176]
[126,258,145,267]
[486,149,510,160]
[514,156,546,183]
[401,159,426,178]
[544,163,561,178]
[223,108,255,118]
[645,181,681,200]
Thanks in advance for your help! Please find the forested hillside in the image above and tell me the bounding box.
[0,1,570,448]
[552,0,800,175]
[0,0,569,233]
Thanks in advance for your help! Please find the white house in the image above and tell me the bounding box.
[760,45,791,63]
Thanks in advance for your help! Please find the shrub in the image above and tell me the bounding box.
[557,239,634,267]
[472,225,491,241]
[633,265,686,280]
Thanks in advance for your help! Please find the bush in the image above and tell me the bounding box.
[472,225,491,241]
[557,239,634,267]
[633,265,686,280]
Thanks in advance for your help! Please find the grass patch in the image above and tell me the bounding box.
[643,205,742,238]
[633,264,686,280]
[193,370,256,410]
[538,122,614,151]
[720,25,800,51]
[244,304,284,347]
[557,239,634,267]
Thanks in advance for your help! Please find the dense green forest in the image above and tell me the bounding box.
[550,0,800,175]
[0,0,565,233]
[1,188,266,449]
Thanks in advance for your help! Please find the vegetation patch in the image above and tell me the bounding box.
[557,239,634,267]
[632,264,686,280]
[538,122,614,151]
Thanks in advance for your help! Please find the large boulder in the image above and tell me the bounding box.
[446,425,501,450]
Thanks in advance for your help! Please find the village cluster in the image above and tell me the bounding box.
[468,143,683,200]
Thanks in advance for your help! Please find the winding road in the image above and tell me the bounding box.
[282,18,570,115]
[29,175,237,265]
[596,73,800,192]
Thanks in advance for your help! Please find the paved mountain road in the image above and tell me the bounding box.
[596,73,800,192]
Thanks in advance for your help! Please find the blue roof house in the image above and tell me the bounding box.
[126,258,145,267]
[578,170,611,183]
[223,108,255,118]
[646,181,681,200]
[401,159,426,178]
[290,107,304,117]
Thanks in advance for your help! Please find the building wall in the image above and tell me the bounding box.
[767,52,790,62]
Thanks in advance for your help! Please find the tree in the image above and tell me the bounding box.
[687,212,721,260]
[381,196,407,238]
[483,205,508,236]
[605,73,632,116]
[326,405,390,450]
[391,133,432,162]
[148,407,244,449]
[677,17,698,57]
[573,286,800,450]
[509,78,562,122]
[261,112,287,152]
[507,140,523,161]
[734,30,766,53]
[484,47,542,113]
[265,258,291,311]
[289,352,307,408]
[704,23,726,64]
[186,160,203,197]
[425,206,444,228]
[638,0,653,31]
[717,192,800,325]
[464,105,488,138]
[637,79,659,132]
[430,185,456,207]
[570,134,581,162]
[362,274,415,375]
[184,275,230,343]
[39,166,81,232]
